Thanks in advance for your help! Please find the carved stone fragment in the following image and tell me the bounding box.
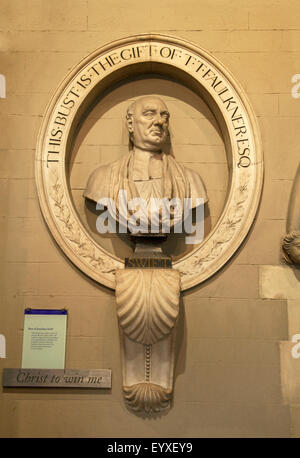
[282,164,300,265]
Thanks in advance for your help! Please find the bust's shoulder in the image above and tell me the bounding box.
[183,166,199,180]
[83,163,112,203]
[84,153,132,203]
[88,163,111,180]
[87,162,111,184]
[183,165,208,204]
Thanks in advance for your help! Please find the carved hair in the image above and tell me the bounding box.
[282,230,300,264]
[126,101,136,150]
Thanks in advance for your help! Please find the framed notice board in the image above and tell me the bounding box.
[21,309,67,369]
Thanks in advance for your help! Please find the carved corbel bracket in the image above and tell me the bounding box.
[115,268,180,413]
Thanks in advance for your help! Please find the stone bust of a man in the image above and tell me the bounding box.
[84,96,208,231]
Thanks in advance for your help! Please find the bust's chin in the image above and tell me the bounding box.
[134,142,165,153]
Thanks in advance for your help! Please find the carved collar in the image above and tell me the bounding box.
[131,149,163,181]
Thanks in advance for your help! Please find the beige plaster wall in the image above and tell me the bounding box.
[1,0,300,437]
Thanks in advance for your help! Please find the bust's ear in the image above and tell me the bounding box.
[126,115,134,133]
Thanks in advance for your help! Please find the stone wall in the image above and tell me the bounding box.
[1,0,300,437]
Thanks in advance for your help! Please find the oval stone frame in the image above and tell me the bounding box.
[35,34,263,291]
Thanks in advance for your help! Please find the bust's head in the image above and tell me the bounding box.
[126,96,170,153]
[282,230,300,264]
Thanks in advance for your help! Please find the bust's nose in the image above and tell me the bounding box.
[153,113,164,125]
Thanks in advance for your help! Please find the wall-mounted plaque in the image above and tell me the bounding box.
[21,309,67,369]
[2,368,111,389]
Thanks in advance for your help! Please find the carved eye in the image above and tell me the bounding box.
[143,111,154,118]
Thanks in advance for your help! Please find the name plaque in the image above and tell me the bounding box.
[125,258,172,269]
[2,368,111,389]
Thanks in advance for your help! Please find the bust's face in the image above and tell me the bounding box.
[130,97,170,152]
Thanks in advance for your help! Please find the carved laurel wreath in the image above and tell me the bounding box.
[176,173,250,277]
[49,168,250,282]
[49,169,118,276]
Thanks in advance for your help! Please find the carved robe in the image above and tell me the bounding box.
[84,150,208,231]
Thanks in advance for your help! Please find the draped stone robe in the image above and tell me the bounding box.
[84,150,208,232]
